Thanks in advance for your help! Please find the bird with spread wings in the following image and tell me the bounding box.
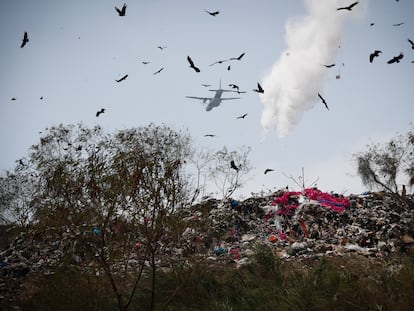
[187,56,200,72]
[115,3,127,16]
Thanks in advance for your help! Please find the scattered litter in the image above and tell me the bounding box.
[1,188,413,304]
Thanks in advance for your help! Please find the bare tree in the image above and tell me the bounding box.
[353,125,414,196]
[207,146,252,199]
[283,167,319,191]
[187,148,215,202]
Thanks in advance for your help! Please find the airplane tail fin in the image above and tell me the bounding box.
[209,78,234,92]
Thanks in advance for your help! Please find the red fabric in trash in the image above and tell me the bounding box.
[271,189,349,213]
[230,248,241,260]
[272,191,301,215]
[304,188,349,212]
[272,191,301,206]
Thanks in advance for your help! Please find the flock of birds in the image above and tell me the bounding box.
[315,1,413,111]
[14,3,270,175]
[12,1,412,176]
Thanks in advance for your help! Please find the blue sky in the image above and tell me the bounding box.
[1,0,413,197]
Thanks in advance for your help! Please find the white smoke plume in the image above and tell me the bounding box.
[260,0,358,138]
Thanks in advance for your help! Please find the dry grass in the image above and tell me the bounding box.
[3,250,414,311]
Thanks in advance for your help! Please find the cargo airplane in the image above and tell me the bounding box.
[186,80,240,111]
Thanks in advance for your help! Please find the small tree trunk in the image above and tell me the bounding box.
[150,250,156,311]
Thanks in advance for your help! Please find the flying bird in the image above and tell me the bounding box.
[157,46,167,50]
[115,74,128,82]
[318,93,329,110]
[11,97,16,101]
[115,3,127,16]
[229,84,246,94]
[229,84,240,91]
[408,39,414,49]
[370,23,375,26]
[253,82,264,93]
[230,160,239,171]
[392,22,404,27]
[322,63,335,68]
[96,108,105,117]
[387,52,404,64]
[264,169,274,175]
[187,56,200,72]
[209,59,229,66]
[337,1,359,11]
[201,84,211,87]
[153,67,164,75]
[205,10,219,16]
[369,50,382,63]
[229,52,245,61]
[20,31,29,48]
[204,134,216,137]
[142,61,150,64]
[236,113,248,119]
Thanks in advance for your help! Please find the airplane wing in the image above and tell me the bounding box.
[208,89,236,92]
[186,96,212,103]
[186,96,212,100]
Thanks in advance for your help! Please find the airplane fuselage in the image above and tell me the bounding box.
[206,90,224,111]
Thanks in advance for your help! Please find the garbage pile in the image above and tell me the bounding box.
[184,188,414,264]
[1,188,414,302]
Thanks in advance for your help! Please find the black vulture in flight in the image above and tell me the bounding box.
[318,93,329,110]
[322,63,335,68]
[204,134,216,137]
[264,169,274,175]
[115,3,127,16]
[230,160,239,171]
[229,84,240,92]
[209,59,229,66]
[337,1,359,11]
[229,52,245,61]
[96,108,105,117]
[369,50,382,63]
[253,82,264,93]
[20,31,29,48]
[115,74,128,82]
[153,67,164,75]
[205,10,219,16]
[236,113,248,119]
[408,38,414,49]
[387,52,404,64]
[187,56,200,72]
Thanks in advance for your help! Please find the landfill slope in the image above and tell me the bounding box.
[1,189,413,304]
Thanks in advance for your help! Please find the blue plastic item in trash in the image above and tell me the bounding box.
[214,247,227,255]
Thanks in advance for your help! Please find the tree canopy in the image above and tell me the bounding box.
[354,125,414,195]
[0,122,252,310]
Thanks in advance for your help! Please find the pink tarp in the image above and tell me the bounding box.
[272,188,350,214]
